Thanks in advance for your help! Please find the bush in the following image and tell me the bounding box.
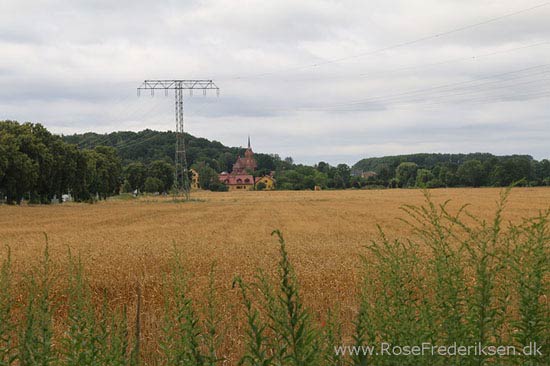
[234,231,320,366]
[354,189,550,365]
[425,178,444,188]
[121,179,133,193]
[143,177,163,193]
[209,182,228,192]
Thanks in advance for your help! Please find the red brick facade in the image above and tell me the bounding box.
[219,138,257,190]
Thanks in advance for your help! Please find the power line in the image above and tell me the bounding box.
[214,63,550,116]
[220,2,550,80]
[355,41,550,79]
[390,85,550,111]
[340,69,550,108]
[260,41,549,84]
[352,76,550,110]
[313,63,550,110]
[113,132,163,150]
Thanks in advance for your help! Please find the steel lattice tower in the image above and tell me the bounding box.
[138,80,219,200]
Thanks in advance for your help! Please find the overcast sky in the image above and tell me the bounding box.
[1,0,549,165]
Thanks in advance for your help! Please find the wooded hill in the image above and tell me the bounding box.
[63,130,550,189]
[61,129,293,192]
[352,153,550,188]
[62,130,281,173]
[353,153,534,172]
[2,122,549,205]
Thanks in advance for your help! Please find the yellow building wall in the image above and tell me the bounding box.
[255,176,275,190]
[190,169,200,190]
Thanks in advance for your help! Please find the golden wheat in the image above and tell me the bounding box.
[1,187,549,363]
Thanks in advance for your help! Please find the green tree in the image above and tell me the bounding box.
[316,161,330,174]
[415,169,434,187]
[535,159,550,184]
[209,181,228,192]
[457,160,484,187]
[196,163,219,190]
[277,170,302,190]
[434,163,459,187]
[81,147,121,200]
[124,163,146,191]
[1,143,38,204]
[143,177,163,193]
[313,171,329,189]
[377,164,394,185]
[0,121,123,203]
[0,152,5,191]
[395,162,418,188]
[121,179,132,193]
[71,150,92,202]
[255,153,276,172]
[336,164,351,188]
[148,160,174,192]
[490,156,533,186]
[330,172,345,189]
[217,152,235,173]
[350,176,367,188]
[94,146,122,198]
[0,125,39,204]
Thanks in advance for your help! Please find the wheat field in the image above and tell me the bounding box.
[1,187,549,363]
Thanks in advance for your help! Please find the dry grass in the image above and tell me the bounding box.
[1,187,549,363]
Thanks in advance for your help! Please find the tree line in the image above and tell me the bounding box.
[3,123,548,204]
[63,129,298,192]
[352,153,550,189]
[0,121,121,204]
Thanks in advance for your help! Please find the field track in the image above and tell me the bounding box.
[1,187,549,362]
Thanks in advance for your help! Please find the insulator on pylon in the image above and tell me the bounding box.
[165,89,168,96]
[137,89,140,97]
[203,89,206,96]
[216,89,220,97]
[151,90,154,97]
[190,89,193,97]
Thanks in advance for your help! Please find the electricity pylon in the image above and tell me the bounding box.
[137,80,219,200]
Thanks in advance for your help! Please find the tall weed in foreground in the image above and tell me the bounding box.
[202,264,223,366]
[233,276,272,366]
[0,189,548,366]
[159,249,223,366]
[359,229,436,366]
[3,244,133,366]
[354,189,550,366]
[236,230,320,366]
[62,252,133,366]
[321,308,344,366]
[510,210,550,365]
[19,244,56,366]
[0,248,15,366]
[62,252,100,366]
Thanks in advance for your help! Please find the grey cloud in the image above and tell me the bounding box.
[1,0,549,164]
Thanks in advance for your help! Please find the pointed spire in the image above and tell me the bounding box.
[247,135,251,149]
